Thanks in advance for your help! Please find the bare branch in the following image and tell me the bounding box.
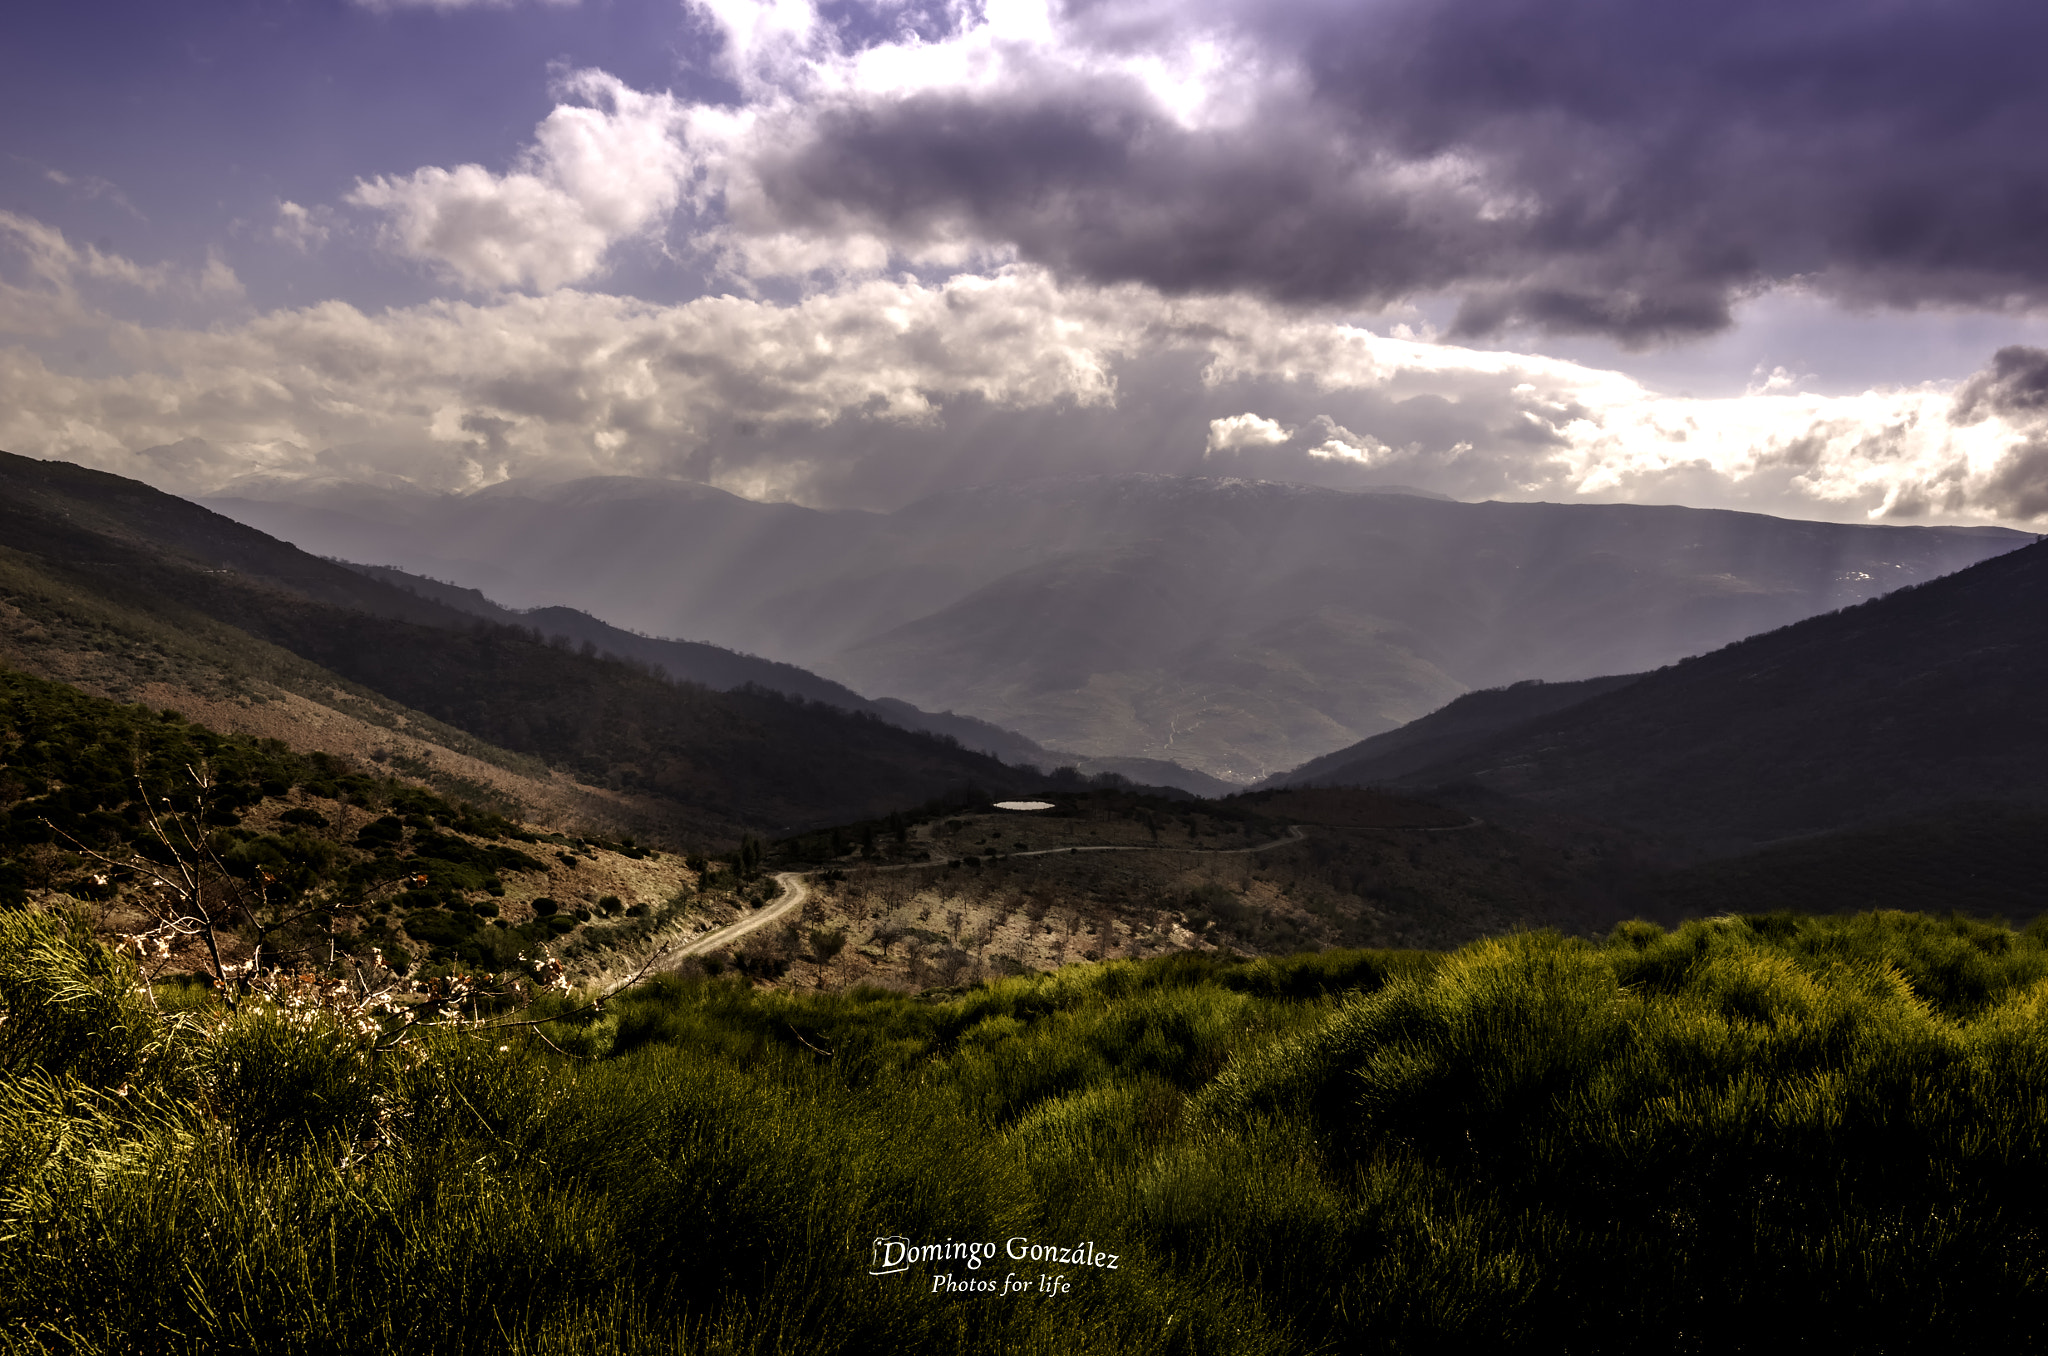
[786,1021,834,1059]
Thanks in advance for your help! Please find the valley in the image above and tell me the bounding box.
[9,449,2048,997]
[211,473,2033,783]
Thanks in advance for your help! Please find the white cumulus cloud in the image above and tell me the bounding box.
[347,71,692,291]
[1303,416,1392,465]
[1206,412,1290,453]
[271,201,334,254]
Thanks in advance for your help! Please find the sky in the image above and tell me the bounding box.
[6,0,2048,524]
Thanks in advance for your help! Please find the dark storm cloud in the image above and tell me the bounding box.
[1954,346,2048,518]
[736,0,2048,343]
[1954,346,2048,423]
[1983,443,2048,520]
[752,80,1501,306]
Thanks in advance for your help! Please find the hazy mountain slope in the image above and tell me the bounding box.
[343,563,879,708]
[210,476,879,652]
[1271,675,1647,788]
[1335,538,2048,856]
[206,472,2035,782]
[343,562,1058,769]
[826,539,1467,782]
[342,561,1233,793]
[1052,754,1241,797]
[825,482,2030,778]
[0,452,1050,839]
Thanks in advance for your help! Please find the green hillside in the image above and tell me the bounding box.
[8,908,2048,1352]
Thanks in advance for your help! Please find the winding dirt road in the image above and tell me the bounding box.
[668,871,813,959]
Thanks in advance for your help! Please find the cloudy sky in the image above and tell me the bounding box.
[7,0,2048,523]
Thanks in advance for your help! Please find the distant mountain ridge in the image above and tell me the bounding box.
[340,563,879,707]
[339,561,1235,795]
[209,472,2035,783]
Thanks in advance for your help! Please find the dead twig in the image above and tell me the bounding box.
[786,1021,834,1059]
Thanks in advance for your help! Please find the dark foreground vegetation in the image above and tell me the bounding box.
[6,905,2048,1354]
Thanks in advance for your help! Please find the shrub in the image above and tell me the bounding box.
[195,1003,379,1157]
[354,815,405,849]
[0,909,157,1086]
[404,908,479,948]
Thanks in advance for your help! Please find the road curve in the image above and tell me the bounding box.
[668,871,811,959]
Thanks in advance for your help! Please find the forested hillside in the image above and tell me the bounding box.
[0,452,1051,841]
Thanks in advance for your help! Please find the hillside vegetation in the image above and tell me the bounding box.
[12,649,2033,1005]
[736,787,1626,990]
[0,663,764,984]
[6,907,2047,1352]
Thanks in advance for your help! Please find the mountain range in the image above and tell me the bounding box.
[5,446,2046,937]
[209,473,2033,783]
[0,451,1074,844]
